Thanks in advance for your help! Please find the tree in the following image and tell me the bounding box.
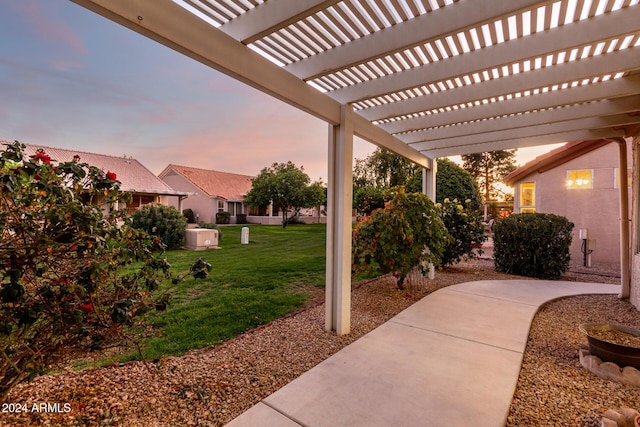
[353,186,386,216]
[244,161,324,228]
[461,150,517,202]
[353,148,421,192]
[436,158,482,210]
[0,142,171,401]
[352,188,450,290]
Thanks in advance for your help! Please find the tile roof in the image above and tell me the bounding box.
[159,164,252,201]
[1,141,185,196]
[503,139,613,186]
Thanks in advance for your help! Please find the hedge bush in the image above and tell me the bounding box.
[493,213,574,279]
[182,208,195,223]
[236,213,247,224]
[132,204,188,249]
[216,211,231,224]
[438,198,486,266]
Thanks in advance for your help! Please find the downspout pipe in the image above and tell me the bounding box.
[612,137,631,299]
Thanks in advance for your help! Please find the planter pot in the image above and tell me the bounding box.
[579,323,640,369]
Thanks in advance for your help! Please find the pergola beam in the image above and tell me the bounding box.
[70,0,429,169]
[360,47,640,121]
[219,0,342,44]
[379,74,640,134]
[410,114,640,151]
[402,95,640,144]
[71,0,340,125]
[284,0,550,80]
[422,128,626,158]
[327,6,640,104]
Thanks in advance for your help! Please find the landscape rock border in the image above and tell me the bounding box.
[579,346,640,387]
[600,407,640,427]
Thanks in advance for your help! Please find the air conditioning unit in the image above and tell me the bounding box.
[184,228,219,250]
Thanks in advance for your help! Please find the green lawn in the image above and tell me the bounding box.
[129,224,327,361]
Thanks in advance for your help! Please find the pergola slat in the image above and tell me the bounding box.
[284,0,548,80]
[358,46,640,121]
[328,6,640,104]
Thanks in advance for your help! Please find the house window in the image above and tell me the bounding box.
[519,181,535,213]
[229,202,243,216]
[217,200,225,212]
[566,169,593,189]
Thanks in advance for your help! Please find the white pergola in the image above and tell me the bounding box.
[71,0,640,334]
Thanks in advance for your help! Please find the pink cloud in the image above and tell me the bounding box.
[13,0,86,55]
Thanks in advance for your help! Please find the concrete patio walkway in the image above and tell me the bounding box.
[226,280,620,427]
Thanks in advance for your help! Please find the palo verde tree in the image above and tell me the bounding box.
[244,161,325,228]
[461,150,517,202]
[0,141,172,401]
[352,187,450,290]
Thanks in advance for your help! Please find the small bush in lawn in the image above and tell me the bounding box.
[132,204,188,249]
[438,198,487,266]
[493,213,574,279]
[182,208,195,223]
[216,211,231,224]
[236,213,247,224]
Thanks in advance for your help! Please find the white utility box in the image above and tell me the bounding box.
[241,227,249,244]
[184,228,219,250]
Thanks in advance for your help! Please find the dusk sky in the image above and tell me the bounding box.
[1,1,561,182]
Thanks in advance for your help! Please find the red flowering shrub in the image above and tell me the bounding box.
[352,187,450,290]
[0,141,172,402]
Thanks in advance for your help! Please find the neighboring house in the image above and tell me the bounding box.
[504,139,632,269]
[15,142,188,213]
[159,164,253,224]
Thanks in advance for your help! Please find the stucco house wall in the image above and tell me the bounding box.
[160,171,218,223]
[509,141,631,269]
[159,165,252,224]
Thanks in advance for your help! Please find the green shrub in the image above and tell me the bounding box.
[182,208,195,223]
[436,158,482,211]
[216,211,231,224]
[438,198,486,266]
[352,187,450,289]
[353,186,386,216]
[132,204,188,249]
[198,221,224,240]
[493,213,574,279]
[236,213,247,224]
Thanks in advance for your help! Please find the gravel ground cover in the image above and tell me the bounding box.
[3,260,639,427]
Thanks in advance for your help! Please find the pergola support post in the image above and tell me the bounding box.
[325,105,354,334]
[422,159,436,279]
[422,158,436,201]
[612,137,631,299]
